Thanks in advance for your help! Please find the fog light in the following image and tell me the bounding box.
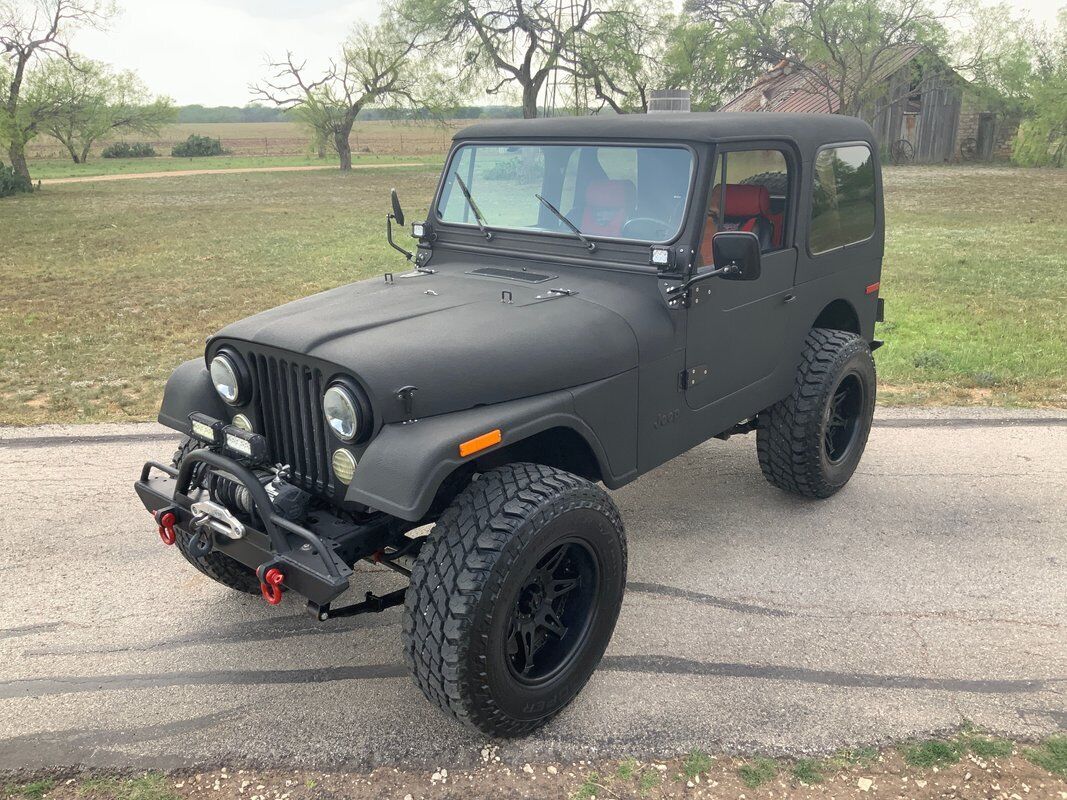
[223,425,268,462]
[189,412,223,445]
[650,246,671,266]
[231,413,253,432]
[411,221,427,238]
[331,449,357,484]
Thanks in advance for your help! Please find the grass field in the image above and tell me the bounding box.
[0,164,1064,425]
[24,120,466,162]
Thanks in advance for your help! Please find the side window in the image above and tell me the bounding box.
[699,148,791,266]
[809,144,876,254]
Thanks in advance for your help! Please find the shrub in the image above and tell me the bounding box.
[0,161,32,197]
[171,134,227,158]
[102,141,158,159]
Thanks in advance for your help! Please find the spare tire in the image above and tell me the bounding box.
[739,171,788,196]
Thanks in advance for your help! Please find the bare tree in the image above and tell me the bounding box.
[253,20,433,171]
[687,0,957,116]
[404,0,622,118]
[1,0,114,180]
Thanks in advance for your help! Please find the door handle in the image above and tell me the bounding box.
[783,294,797,304]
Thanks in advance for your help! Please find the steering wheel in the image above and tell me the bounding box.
[621,217,670,240]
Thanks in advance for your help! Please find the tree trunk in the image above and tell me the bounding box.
[335,128,353,171]
[81,143,92,164]
[521,81,540,119]
[7,143,31,183]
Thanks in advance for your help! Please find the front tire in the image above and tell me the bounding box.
[403,463,627,737]
[757,328,876,498]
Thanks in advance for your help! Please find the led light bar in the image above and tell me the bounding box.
[222,425,268,462]
[189,412,224,445]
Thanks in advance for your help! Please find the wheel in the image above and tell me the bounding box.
[890,139,914,165]
[739,170,788,196]
[170,437,260,595]
[403,462,627,737]
[757,328,876,499]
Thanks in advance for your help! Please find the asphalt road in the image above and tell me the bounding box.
[1,408,1064,772]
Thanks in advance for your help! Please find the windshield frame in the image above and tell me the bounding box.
[432,139,699,248]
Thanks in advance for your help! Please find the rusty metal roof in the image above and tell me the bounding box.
[720,44,927,114]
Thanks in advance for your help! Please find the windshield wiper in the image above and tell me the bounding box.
[535,194,596,252]
[453,174,493,241]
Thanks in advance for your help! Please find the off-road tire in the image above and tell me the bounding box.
[739,170,789,196]
[403,463,627,737]
[170,437,260,595]
[757,328,876,498]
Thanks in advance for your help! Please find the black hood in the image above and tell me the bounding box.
[213,267,644,422]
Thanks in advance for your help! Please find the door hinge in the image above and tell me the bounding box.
[679,365,709,390]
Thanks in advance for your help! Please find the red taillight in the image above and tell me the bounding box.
[866,282,880,295]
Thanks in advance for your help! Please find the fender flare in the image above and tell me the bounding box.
[158,358,229,433]
[344,389,612,521]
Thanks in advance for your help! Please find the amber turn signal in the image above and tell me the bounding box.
[459,429,502,457]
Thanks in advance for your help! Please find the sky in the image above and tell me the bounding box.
[69,0,1065,107]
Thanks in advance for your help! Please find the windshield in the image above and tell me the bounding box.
[436,143,694,244]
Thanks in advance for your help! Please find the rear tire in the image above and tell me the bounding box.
[171,437,260,595]
[403,463,626,737]
[757,328,876,498]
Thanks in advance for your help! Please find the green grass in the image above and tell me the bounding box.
[876,166,1067,406]
[26,153,437,181]
[77,774,178,799]
[737,757,778,788]
[791,758,825,784]
[571,772,600,800]
[965,735,1014,758]
[4,780,54,799]
[901,738,964,768]
[1024,735,1067,777]
[0,165,1065,425]
[680,749,713,779]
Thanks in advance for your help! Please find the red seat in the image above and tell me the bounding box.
[579,179,635,237]
[701,184,776,263]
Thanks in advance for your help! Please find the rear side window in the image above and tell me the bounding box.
[809,144,876,254]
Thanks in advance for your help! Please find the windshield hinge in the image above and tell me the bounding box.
[534,287,578,300]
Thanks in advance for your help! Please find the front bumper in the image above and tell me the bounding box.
[134,450,397,607]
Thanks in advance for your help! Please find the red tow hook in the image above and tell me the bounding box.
[154,509,177,546]
[260,567,285,606]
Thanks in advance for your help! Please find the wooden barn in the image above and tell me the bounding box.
[719,45,1011,164]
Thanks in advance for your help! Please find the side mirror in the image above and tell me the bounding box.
[712,231,761,281]
[390,188,405,227]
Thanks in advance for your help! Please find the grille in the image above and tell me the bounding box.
[248,352,333,497]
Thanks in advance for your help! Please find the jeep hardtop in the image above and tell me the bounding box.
[135,112,884,736]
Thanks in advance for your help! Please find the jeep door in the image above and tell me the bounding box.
[683,143,799,411]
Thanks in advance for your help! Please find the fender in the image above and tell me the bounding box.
[344,388,614,521]
[158,358,229,433]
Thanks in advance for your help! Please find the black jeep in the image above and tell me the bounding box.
[135,112,884,736]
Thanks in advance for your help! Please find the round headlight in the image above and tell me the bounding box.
[331,449,357,484]
[210,355,241,404]
[323,384,360,441]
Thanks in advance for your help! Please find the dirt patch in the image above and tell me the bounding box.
[40,163,422,185]
[4,746,1065,800]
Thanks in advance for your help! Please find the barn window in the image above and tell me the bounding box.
[809,144,876,254]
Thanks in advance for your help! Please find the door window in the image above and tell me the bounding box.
[698,149,791,266]
[809,144,876,254]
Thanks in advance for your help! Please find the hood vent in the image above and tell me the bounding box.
[468,267,555,283]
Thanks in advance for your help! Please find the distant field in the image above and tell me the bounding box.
[0,164,1064,424]
[25,120,468,161]
[30,153,437,181]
